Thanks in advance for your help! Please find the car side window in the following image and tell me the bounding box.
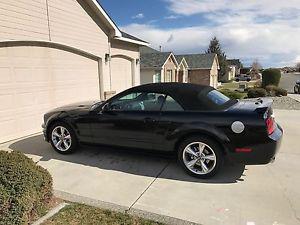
[109,92,166,112]
[161,96,184,111]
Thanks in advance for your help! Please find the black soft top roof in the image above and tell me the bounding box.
[122,83,217,110]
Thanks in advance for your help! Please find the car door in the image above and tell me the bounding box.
[90,91,166,150]
[152,95,185,151]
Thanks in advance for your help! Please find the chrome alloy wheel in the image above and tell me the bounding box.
[182,142,217,175]
[51,126,72,152]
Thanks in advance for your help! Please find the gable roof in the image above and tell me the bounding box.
[227,59,242,67]
[140,46,160,54]
[176,53,217,69]
[86,0,148,46]
[141,52,172,69]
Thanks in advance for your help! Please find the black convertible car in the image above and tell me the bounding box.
[43,83,283,178]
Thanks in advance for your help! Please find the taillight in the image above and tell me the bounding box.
[265,112,276,135]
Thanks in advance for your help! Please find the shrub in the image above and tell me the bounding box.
[262,68,281,87]
[265,85,288,97]
[0,151,53,225]
[247,88,267,98]
[219,89,246,99]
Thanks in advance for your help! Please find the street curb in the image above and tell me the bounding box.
[31,202,69,225]
[54,190,200,225]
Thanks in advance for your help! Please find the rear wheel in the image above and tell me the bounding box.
[49,122,78,154]
[178,136,224,178]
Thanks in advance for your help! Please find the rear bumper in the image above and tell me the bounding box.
[228,124,283,165]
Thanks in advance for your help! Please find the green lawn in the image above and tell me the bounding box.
[42,203,164,225]
[220,81,257,90]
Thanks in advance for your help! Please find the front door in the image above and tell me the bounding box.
[90,92,166,150]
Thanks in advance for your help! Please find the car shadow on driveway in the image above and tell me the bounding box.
[8,134,246,184]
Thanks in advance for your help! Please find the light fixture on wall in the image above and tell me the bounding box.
[136,58,140,65]
[105,53,110,63]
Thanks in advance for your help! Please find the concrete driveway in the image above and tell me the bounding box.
[1,109,300,225]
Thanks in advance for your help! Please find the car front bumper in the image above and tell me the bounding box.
[42,123,49,142]
[228,124,283,165]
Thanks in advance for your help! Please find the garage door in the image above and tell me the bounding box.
[111,56,132,93]
[0,45,100,143]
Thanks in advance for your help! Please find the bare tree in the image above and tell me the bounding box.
[252,59,263,72]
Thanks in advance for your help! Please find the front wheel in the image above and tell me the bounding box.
[49,122,78,154]
[178,136,224,178]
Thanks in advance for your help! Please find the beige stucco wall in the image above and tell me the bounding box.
[110,39,140,89]
[141,69,155,84]
[210,57,219,88]
[0,0,50,40]
[163,56,177,82]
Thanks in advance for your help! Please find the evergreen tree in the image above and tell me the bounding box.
[206,37,228,81]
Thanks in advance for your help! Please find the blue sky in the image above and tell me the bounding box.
[99,0,300,68]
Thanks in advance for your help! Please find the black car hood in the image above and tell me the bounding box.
[49,100,101,113]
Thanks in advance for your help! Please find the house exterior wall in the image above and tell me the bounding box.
[140,69,155,84]
[110,39,140,88]
[188,69,211,86]
[210,58,219,88]
[0,0,142,96]
[163,56,177,82]
[0,0,50,40]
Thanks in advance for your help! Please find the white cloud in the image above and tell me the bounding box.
[165,0,300,18]
[164,15,179,20]
[132,13,144,19]
[121,17,300,67]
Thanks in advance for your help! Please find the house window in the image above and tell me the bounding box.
[153,72,161,83]
[165,70,173,82]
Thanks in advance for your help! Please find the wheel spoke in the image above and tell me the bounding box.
[64,135,71,140]
[198,143,205,155]
[60,127,66,136]
[185,147,198,157]
[187,159,198,168]
[55,140,62,149]
[202,154,215,161]
[63,140,69,149]
[52,131,60,138]
[200,161,209,173]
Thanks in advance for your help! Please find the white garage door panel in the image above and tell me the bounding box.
[0,46,99,143]
[111,57,132,94]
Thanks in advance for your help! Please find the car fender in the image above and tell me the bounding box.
[169,122,231,153]
[45,112,78,138]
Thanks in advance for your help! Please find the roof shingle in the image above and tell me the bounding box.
[176,53,216,69]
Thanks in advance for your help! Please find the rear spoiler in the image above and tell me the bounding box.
[254,98,274,115]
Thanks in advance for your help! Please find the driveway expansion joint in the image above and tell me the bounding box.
[126,161,171,213]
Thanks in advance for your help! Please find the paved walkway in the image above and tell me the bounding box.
[1,110,300,225]
[288,94,300,102]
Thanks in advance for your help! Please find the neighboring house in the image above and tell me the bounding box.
[227,59,242,76]
[0,0,148,143]
[223,59,242,82]
[175,57,189,83]
[140,48,179,84]
[177,54,219,88]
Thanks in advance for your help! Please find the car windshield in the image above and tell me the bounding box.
[206,90,231,106]
[90,101,102,111]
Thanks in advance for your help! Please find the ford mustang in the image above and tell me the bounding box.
[43,83,283,178]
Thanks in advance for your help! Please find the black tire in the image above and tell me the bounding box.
[177,136,224,179]
[48,122,78,154]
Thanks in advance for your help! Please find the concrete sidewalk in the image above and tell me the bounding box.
[1,109,300,225]
[288,94,300,103]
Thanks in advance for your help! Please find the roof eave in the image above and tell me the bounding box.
[114,36,150,46]
[88,0,122,37]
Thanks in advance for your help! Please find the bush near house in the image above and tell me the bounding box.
[265,85,288,97]
[247,88,268,98]
[0,151,53,225]
[262,68,281,87]
[219,89,247,99]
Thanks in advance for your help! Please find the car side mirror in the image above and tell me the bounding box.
[101,103,111,112]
